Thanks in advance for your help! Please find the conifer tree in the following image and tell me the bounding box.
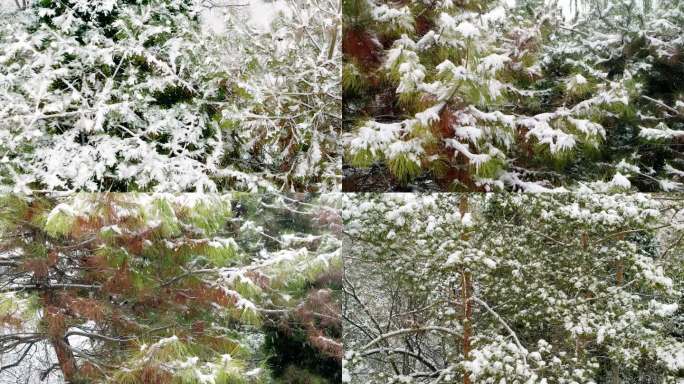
[0,0,341,193]
[0,193,341,383]
[342,0,683,192]
[217,0,342,192]
[542,0,684,191]
[342,193,684,383]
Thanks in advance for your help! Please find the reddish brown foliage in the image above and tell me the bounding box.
[70,216,103,239]
[139,365,173,384]
[300,289,341,330]
[189,285,234,308]
[516,125,535,160]
[103,259,133,295]
[44,305,67,339]
[77,362,101,380]
[126,238,146,256]
[415,14,434,36]
[82,254,112,283]
[314,209,343,234]
[428,108,484,190]
[47,250,58,267]
[132,295,164,316]
[191,320,205,335]
[110,309,142,334]
[0,314,23,330]
[307,328,343,361]
[313,269,343,290]
[23,258,49,279]
[245,270,271,290]
[287,288,343,362]
[68,297,107,322]
[343,29,381,67]
[437,107,456,139]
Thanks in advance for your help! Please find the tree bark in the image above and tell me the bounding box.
[42,293,79,382]
[461,270,472,384]
[50,337,78,382]
[458,195,472,384]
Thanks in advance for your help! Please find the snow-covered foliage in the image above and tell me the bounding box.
[342,0,683,191]
[0,193,342,383]
[342,193,684,383]
[0,0,340,193]
[542,0,684,192]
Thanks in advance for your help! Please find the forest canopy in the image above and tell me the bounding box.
[0,193,342,384]
[342,193,684,383]
[342,0,684,192]
[0,0,341,193]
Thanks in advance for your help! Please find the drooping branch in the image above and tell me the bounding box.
[361,347,439,372]
[470,296,527,367]
[360,327,462,352]
[0,341,36,372]
[0,284,101,293]
[64,331,137,344]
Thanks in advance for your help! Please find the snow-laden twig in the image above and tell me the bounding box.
[470,296,527,367]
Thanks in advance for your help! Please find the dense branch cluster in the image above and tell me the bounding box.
[0,0,341,193]
[0,193,342,383]
[342,193,684,383]
[342,0,683,191]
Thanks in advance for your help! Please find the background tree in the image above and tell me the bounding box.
[217,0,342,192]
[0,193,342,383]
[341,0,683,192]
[541,0,684,191]
[342,193,684,383]
[0,0,340,193]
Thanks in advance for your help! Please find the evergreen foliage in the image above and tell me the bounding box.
[0,193,341,383]
[342,0,683,191]
[0,0,340,193]
[342,193,684,383]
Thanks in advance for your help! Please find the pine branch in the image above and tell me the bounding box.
[641,95,682,116]
[64,331,137,343]
[470,296,528,367]
[0,283,101,293]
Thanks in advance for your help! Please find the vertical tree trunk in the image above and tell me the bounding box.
[51,337,78,382]
[462,270,472,384]
[458,195,472,384]
[43,294,79,382]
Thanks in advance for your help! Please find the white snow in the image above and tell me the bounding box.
[639,123,684,140]
[455,21,479,38]
[610,172,631,189]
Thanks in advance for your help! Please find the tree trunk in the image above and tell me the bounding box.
[51,337,78,382]
[43,293,79,382]
[611,364,621,384]
[462,270,472,384]
[458,195,472,384]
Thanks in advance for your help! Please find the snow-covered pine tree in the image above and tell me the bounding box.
[0,0,224,192]
[342,193,684,383]
[217,0,342,192]
[542,0,684,191]
[342,0,682,192]
[0,0,340,193]
[0,193,342,383]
